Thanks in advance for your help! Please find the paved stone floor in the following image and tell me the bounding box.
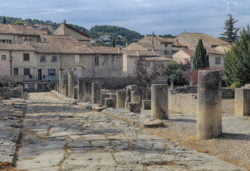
[1,92,244,171]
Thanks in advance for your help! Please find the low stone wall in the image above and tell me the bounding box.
[0,75,23,87]
[24,82,57,92]
[78,77,146,90]
[168,90,198,114]
[0,87,23,99]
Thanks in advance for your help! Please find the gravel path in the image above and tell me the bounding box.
[11,92,245,170]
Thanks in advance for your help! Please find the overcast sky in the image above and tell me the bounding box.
[0,0,249,37]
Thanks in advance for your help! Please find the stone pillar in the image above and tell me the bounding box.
[58,69,64,93]
[91,82,102,104]
[116,90,126,108]
[78,79,84,101]
[68,71,74,98]
[151,84,168,120]
[235,88,250,117]
[197,70,222,140]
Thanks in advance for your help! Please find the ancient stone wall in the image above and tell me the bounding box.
[0,87,23,99]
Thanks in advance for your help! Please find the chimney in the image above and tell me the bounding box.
[63,20,66,24]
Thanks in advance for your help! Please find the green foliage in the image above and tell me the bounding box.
[192,39,209,70]
[13,20,25,25]
[162,61,187,86]
[221,14,240,43]
[3,16,7,24]
[0,16,143,47]
[90,25,143,46]
[224,26,250,86]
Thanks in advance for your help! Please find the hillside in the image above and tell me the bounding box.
[0,16,143,47]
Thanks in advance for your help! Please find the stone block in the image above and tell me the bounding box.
[235,88,250,117]
[197,70,222,140]
[105,98,116,108]
[142,100,151,110]
[151,84,168,120]
[128,102,141,113]
[116,89,126,108]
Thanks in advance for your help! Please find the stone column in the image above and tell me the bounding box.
[116,89,126,108]
[235,88,250,117]
[151,84,168,120]
[78,79,84,101]
[91,82,102,104]
[197,70,222,140]
[58,69,64,93]
[67,71,74,98]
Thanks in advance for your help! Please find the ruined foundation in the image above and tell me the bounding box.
[116,90,126,108]
[91,82,102,104]
[235,88,250,117]
[151,84,168,120]
[197,70,222,140]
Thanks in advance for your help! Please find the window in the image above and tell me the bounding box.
[14,68,18,75]
[40,56,46,62]
[215,57,221,65]
[48,69,56,76]
[94,56,99,66]
[23,68,30,75]
[1,55,6,60]
[75,55,80,63]
[52,56,57,62]
[23,53,30,61]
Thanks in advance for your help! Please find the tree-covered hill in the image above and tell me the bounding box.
[0,16,143,47]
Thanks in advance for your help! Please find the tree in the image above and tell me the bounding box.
[13,20,25,25]
[162,61,188,86]
[224,26,250,87]
[112,37,116,47]
[134,58,163,87]
[3,16,7,24]
[192,39,209,70]
[221,14,240,43]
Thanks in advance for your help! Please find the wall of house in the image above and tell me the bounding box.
[12,51,38,81]
[173,50,191,64]
[209,54,224,70]
[122,54,139,76]
[0,50,10,75]
[54,24,90,45]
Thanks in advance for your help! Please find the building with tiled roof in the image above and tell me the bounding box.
[174,33,230,49]
[0,23,124,82]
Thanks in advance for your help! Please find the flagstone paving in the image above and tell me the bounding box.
[1,92,245,170]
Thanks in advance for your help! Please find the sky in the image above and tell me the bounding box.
[0,0,249,37]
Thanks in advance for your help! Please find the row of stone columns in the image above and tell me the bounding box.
[58,70,227,140]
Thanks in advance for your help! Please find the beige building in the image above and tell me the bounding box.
[0,23,123,84]
[53,21,91,45]
[173,48,225,70]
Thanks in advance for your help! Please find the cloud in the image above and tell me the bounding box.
[0,0,249,36]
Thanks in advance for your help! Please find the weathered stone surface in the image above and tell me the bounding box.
[142,100,151,110]
[68,71,74,98]
[197,70,222,140]
[128,102,141,113]
[151,84,168,120]
[0,92,243,171]
[91,82,102,105]
[116,89,126,108]
[105,98,116,108]
[235,88,250,117]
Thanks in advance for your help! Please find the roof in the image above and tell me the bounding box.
[124,50,161,57]
[91,47,122,54]
[53,23,90,40]
[143,56,171,61]
[0,23,48,35]
[175,48,224,57]
[0,42,35,51]
[175,33,229,49]
[30,35,93,54]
